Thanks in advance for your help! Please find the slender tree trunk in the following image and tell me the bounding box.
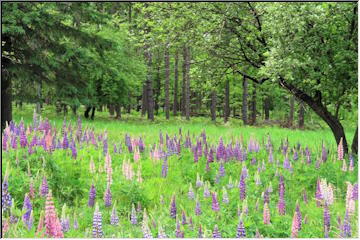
[224,79,230,123]
[351,126,358,154]
[155,48,160,115]
[141,83,147,116]
[109,104,115,116]
[127,93,131,114]
[250,83,257,125]
[181,45,187,117]
[185,46,190,121]
[72,106,77,115]
[63,104,68,115]
[211,90,217,122]
[264,94,270,120]
[84,106,91,119]
[289,95,295,127]
[173,50,179,116]
[198,91,202,114]
[115,104,121,119]
[298,101,305,129]
[145,45,154,121]
[164,42,170,120]
[1,71,12,131]
[91,106,95,120]
[242,75,248,125]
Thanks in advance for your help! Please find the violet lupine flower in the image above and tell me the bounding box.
[188,184,194,200]
[353,182,358,201]
[219,160,225,177]
[40,174,49,197]
[208,148,214,163]
[131,204,137,225]
[263,203,270,225]
[342,211,351,237]
[103,137,108,157]
[204,182,210,198]
[321,144,327,163]
[73,213,79,230]
[303,189,308,204]
[161,156,168,178]
[70,139,77,159]
[88,183,96,207]
[228,176,233,189]
[278,174,286,215]
[215,172,220,184]
[268,148,274,163]
[236,219,246,238]
[92,203,103,238]
[264,189,270,204]
[304,214,308,225]
[175,218,181,238]
[63,131,69,149]
[222,187,229,204]
[22,193,32,226]
[198,223,203,238]
[182,210,187,225]
[104,185,111,207]
[111,202,119,226]
[316,177,323,207]
[213,225,221,238]
[194,150,199,163]
[305,146,311,164]
[211,192,220,212]
[195,196,201,215]
[11,135,18,150]
[20,128,28,148]
[139,136,144,153]
[2,176,12,212]
[239,173,246,200]
[251,156,256,165]
[293,149,298,161]
[2,130,8,152]
[296,201,302,230]
[349,153,354,171]
[324,203,330,231]
[170,194,177,218]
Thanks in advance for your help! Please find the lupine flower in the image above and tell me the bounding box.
[131,203,137,225]
[196,173,203,188]
[111,201,119,226]
[208,148,214,163]
[70,139,77,159]
[304,214,308,225]
[2,175,12,212]
[73,213,79,230]
[195,196,201,215]
[236,219,246,238]
[182,209,187,225]
[60,204,70,233]
[342,211,351,237]
[321,144,327,162]
[316,177,323,207]
[239,173,246,200]
[104,185,111,207]
[45,190,63,238]
[342,160,347,172]
[22,193,32,226]
[353,182,358,201]
[213,225,221,238]
[264,188,270,204]
[211,192,220,212]
[268,148,274,163]
[345,182,355,215]
[219,160,225,177]
[161,156,168,178]
[204,181,210,198]
[296,201,302,229]
[188,183,194,200]
[40,173,49,197]
[222,187,229,204]
[29,177,35,198]
[158,225,167,238]
[9,199,18,224]
[337,138,344,160]
[194,150,198,163]
[278,174,286,215]
[263,203,270,225]
[349,153,354,171]
[92,203,103,238]
[170,194,177,218]
[175,218,181,238]
[36,211,44,237]
[103,137,108,157]
[88,182,96,207]
[324,203,330,232]
[303,189,308,204]
[291,211,300,238]
[90,157,96,174]
[198,223,203,238]
[137,202,142,212]
[2,219,8,237]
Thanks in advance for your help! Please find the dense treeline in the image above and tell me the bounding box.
[1,2,358,153]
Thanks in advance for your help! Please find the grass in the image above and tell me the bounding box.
[2,103,358,238]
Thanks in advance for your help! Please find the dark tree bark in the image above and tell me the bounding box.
[115,104,121,119]
[164,42,170,120]
[36,81,42,114]
[211,90,217,122]
[154,49,161,115]
[298,101,305,129]
[141,83,147,117]
[198,91,202,114]
[173,50,179,116]
[145,44,154,121]
[63,104,68,115]
[279,77,349,153]
[289,95,295,127]
[352,126,358,154]
[98,105,103,112]
[109,104,115,116]
[242,75,248,125]
[264,94,270,120]
[91,106,95,120]
[72,106,77,115]
[224,79,230,123]
[250,83,256,125]
[84,106,91,119]
[185,46,190,121]
[181,45,187,117]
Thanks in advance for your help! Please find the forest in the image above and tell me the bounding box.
[1,1,358,238]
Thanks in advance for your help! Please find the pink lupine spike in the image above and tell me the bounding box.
[337,138,344,160]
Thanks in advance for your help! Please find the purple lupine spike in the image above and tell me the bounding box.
[213,225,221,238]
[113,144,117,154]
[264,188,270,204]
[11,134,18,150]
[296,201,302,230]
[251,156,256,165]
[204,182,210,198]
[222,187,229,204]
[353,182,358,201]
[175,218,181,238]
[2,130,9,152]
[219,160,225,177]
[236,219,246,238]
[2,176,12,212]
[215,172,219,184]
[323,202,330,231]
[194,150,198,163]
[189,215,193,230]
[62,131,69,149]
[343,211,351,237]
[20,128,28,148]
[303,189,308,204]
[40,174,48,197]
[349,153,354,171]
[161,156,168,178]
[188,184,194,200]
[73,213,79,230]
[268,147,274,163]
[139,136,144,153]
[137,202,142,212]
[71,139,77,159]
[208,148,214,163]
[103,137,108,156]
[182,210,187,225]
[278,174,286,215]
[195,196,201,215]
[321,144,327,163]
[104,185,111,207]
[211,192,219,212]
[316,177,323,207]
[293,149,298,161]
[110,203,119,226]
[92,203,103,238]
[170,194,177,218]
[336,213,342,229]
[88,182,96,207]
[239,173,246,200]
[198,223,203,238]
[159,130,164,145]
[22,193,32,225]
[131,204,137,225]
[305,146,311,164]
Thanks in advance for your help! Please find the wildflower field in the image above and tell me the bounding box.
[1,105,358,238]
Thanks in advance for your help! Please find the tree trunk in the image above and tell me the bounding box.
[115,104,121,119]
[211,90,217,123]
[289,95,295,127]
[72,106,77,115]
[164,42,170,120]
[127,93,131,114]
[298,101,305,129]
[264,94,270,120]
[84,106,91,119]
[224,79,230,123]
[98,105,103,112]
[19,101,23,110]
[63,104,68,115]
[279,77,349,154]
[242,75,248,125]
[155,49,161,115]
[352,126,358,154]
[109,104,115,116]
[181,45,187,117]
[1,71,12,131]
[145,44,154,121]
[91,106,95,120]
[185,46,190,121]
[173,50,179,116]
[141,83,147,116]
[250,83,256,125]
